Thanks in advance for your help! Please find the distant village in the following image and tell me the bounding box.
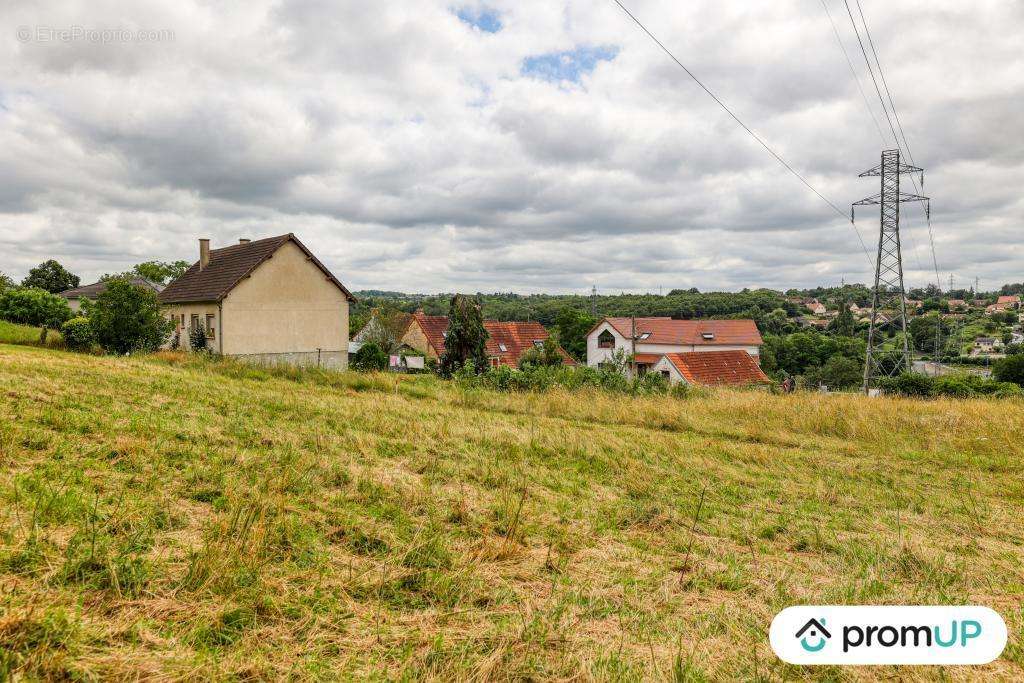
[4,232,1021,390]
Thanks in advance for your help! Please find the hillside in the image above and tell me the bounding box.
[1,344,1022,680]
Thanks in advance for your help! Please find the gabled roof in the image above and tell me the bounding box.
[592,317,762,346]
[60,277,163,299]
[408,312,574,366]
[158,234,354,304]
[661,351,769,386]
[997,295,1020,305]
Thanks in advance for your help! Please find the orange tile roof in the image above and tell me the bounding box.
[662,351,769,386]
[997,295,1020,305]
[597,317,762,346]
[409,313,574,366]
[633,353,663,364]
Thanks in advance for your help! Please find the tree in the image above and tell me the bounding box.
[89,277,171,354]
[829,301,856,337]
[805,355,862,390]
[0,271,13,294]
[993,355,1024,386]
[61,317,94,352]
[553,307,596,361]
[908,314,945,355]
[518,335,564,369]
[357,308,410,353]
[352,341,389,371]
[439,294,488,377]
[189,324,208,352]
[0,288,72,342]
[133,260,190,285]
[21,260,80,293]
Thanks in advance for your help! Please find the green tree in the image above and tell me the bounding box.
[908,314,945,355]
[89,278,171,354]
[829,301,855,337]
[0,271,13,294]
[352,341,389,371]
[553,307,596,361]
[518,335,564,369]
[805,355,862,389]
[21,260,80,293]
[133,260,190,285]
[439,294,488,377]
[61,317,94,352]
[993,355,1024,386]
[0,288,72,343]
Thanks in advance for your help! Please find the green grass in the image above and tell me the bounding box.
[1,344,1022,680]
[0,320,63,348]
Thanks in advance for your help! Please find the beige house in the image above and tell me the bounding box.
[159,234,354,368]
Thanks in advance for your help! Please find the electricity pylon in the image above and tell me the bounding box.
[853,149,929,394]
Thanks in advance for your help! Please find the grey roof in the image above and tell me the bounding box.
[60,277,164,299]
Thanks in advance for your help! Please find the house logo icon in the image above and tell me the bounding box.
[795,618,831,652]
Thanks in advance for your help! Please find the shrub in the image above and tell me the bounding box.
[877,373,933,397]
[993,354,1024,386]
[89,278,171,354]
[352,341,388,371]
[0,288,72,328]
[932,375,975,398]
[189,324,208,352]
[61,317,94,352]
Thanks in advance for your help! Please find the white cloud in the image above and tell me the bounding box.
[0,0,1021,293]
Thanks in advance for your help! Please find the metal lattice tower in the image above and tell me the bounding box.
[853,149,929,393]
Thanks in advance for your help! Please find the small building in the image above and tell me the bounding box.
[651,351,769,387]
[946,299,967,311]
[59,277,163,313]
[586,317,762,374]
[805,299,827,316]
[972,337,1002,354]
[398,310,575,367]
[158,234,354,368]
[997,295,1021,307]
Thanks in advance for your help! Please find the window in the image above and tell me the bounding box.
[206,314,216,339]
[701,332,715,340]
[498,343,507,352]
[532,340,543,348]
[598,330,615,348]
[661,370,671,379]
[638,332,652,340]
[190,314,199,330]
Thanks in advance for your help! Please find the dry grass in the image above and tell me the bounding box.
[0,343,1022,680]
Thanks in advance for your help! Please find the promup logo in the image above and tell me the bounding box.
[770,606,1007,665]
[795,618,831,652]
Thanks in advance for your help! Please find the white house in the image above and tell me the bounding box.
[586,317,763,375]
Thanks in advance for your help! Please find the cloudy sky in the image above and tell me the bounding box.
[1,0,1021,294]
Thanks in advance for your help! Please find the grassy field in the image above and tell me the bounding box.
[1,344,1022,680]
[0,320,63,348]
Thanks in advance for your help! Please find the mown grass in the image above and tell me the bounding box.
[0,320,63,348]
[0,343,1022,680]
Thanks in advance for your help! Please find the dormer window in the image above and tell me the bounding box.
[701,332,715,340]
[598,329,615,349]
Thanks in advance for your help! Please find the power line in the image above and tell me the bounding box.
[818,0,886,146]
[611,0,874,270]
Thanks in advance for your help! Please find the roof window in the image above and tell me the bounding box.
[498,343,507,352]
[701,332,715,340]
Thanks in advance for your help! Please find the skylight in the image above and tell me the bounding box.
[638,332,652,340]
[701,332,715,340]
[498,343,507,352]
[532,340,544,347]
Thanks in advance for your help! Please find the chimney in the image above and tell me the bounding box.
[199,238,211,270]
[239,238,251,244]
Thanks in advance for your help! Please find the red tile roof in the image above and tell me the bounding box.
[662,351,769,386]
[159,234,353,304]
[596,317,762,346]
[997,295,1020,305]
[408,312,574,366]
[633,353,663,364]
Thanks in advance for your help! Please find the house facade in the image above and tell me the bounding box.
[159,234,354,368]
[399,310,575,367]
[586,317,762,370]
[651,351,769,387]
[59,277,163,313]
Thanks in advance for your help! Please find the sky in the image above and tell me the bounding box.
[1,0,1022,294]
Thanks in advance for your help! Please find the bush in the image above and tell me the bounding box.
[0,288,72,328]
[352,341,389,371]
[61,317,94,352]
[457,362,692,397]
[89,278,171,354]
[189,324,208,352]
[932,375,975,398]
[993,354,1024,386]
[877,373,933,397]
